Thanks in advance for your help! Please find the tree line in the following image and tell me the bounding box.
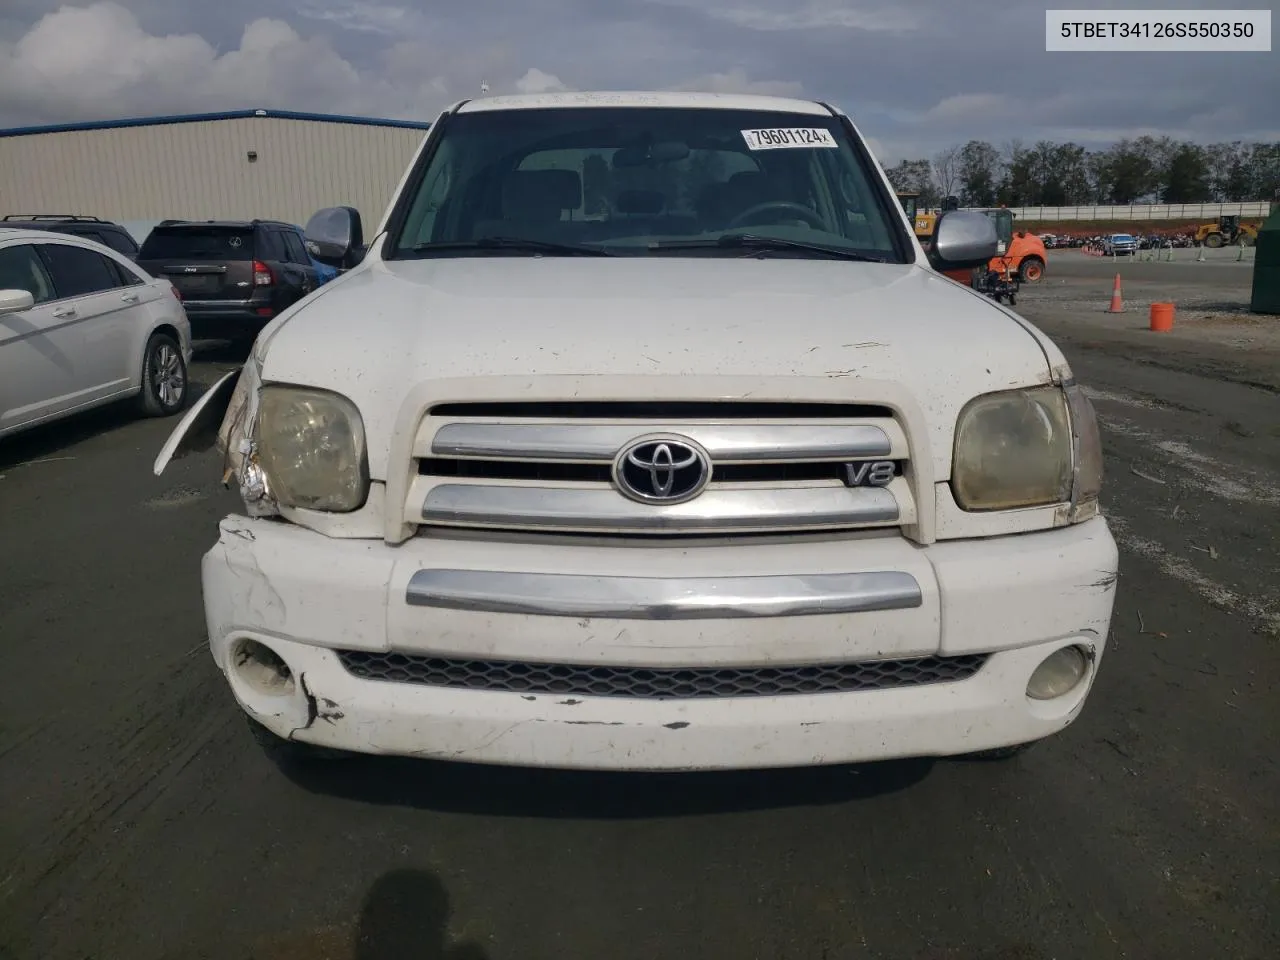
[885,137,1280,209]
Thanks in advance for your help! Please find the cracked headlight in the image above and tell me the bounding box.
[951,385,1076,511]
[257,386,368,512]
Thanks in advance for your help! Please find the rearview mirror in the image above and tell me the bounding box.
[0,289,35,316]
[304,206,365,270]
[612,141,691,168]
[928,210,999,271]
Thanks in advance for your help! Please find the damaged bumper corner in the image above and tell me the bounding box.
[201,513,1119,771]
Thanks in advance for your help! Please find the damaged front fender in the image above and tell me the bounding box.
[153,368,241,475]
[153,358,279,516]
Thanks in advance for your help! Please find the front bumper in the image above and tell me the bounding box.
[183,300,273,340]
[202,517,1119,771]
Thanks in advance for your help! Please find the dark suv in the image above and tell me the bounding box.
[137,219,320,343]
[1,214,140,259]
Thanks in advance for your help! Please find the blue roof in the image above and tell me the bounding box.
[0,108,433,138]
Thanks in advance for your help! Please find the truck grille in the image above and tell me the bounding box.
[408,401,916,536]
[337,651,989,700]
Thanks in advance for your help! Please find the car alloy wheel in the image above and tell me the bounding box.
[153,341,185,409]
[138,332,189,417]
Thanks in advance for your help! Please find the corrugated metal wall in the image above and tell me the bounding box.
[0,116,428,229]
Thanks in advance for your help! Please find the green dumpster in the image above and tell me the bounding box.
[1251,204,1280,314]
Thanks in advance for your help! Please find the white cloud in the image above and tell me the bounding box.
[0,2,392,121]
[670,67,804,98]
[922,93,1013,123]
[0,3,587,124]
[515,68,571,95]
[0,1,559,124]
[659,0,918,33]
[297,1,411,36]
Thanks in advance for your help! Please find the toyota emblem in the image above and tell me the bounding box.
[612,435,712,504]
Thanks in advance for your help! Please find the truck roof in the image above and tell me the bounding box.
[454,91,832,116]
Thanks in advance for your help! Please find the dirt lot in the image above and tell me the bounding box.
[1,253,1277,960]
[1025,247,1280,391]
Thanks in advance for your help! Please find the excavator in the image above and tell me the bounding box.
[1193,215,1259,248]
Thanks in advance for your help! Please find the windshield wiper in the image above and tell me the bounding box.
[649,234,889,263]
[411,237,615,257]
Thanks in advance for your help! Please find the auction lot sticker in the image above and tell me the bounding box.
[741,128,838,150]
[1046,9,1271,50]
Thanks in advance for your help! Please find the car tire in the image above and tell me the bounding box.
[245,715,352,765]
[1204,233,1224,249]
[1018,257,1044,283]
[136,331,188,417]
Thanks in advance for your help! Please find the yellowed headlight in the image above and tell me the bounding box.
[257,386,368,512]
[951,386,1074,511]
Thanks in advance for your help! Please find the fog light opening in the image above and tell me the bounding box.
[1026,645,1089,701]
[233,639,296,697]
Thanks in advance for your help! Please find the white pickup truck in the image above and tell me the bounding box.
[156,91,1118,771]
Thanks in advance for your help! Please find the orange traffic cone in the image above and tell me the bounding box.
[1107,273,1123,313]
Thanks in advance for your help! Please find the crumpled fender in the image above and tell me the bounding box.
[152,368,242,475]
[153,357,275,513]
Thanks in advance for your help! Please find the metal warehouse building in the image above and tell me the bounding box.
[0,108,432,230]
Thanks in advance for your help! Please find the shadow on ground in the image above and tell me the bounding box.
[218,865,488,960]
[353,868,489,960]
[273,751,936,820]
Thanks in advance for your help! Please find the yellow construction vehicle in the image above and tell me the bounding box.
[894,192,938,238]
[912,209,938,239]
[902,195,963,245]
[896,192,921,229]
[1194,215,1259,248]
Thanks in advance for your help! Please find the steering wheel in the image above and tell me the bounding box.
[726,201,825,231]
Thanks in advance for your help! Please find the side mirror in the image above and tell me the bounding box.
[927,210,999,271]
[0,289,35,316]
[304,206,365,270]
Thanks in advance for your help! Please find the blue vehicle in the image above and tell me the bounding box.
[295,225,338,284]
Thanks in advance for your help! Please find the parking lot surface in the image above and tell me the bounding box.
[1,254,1277,960]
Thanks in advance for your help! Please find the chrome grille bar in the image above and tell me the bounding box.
[421,484,899,532]
[429,422,894,462]
[406,569,923,618]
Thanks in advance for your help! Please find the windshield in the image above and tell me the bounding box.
[389,107,908,261]
[139,227,255,260]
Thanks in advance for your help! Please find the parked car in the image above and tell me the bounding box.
[0,227,190,438]
[1,214,140,260]
[1102,233,1138,256]
[156,91,1117,773]
[136,219,321,344]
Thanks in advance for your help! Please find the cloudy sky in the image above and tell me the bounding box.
[0,0,1275,161]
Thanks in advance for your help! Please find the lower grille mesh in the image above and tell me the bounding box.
[336,651,988,700]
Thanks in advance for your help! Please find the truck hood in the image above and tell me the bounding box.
[260,257,1060,480]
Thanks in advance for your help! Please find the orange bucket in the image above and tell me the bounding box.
[1150,302,1174,332]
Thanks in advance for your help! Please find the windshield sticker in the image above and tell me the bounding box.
[741,128,838,150]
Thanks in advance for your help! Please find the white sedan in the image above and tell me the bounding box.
[0,227,192,438]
